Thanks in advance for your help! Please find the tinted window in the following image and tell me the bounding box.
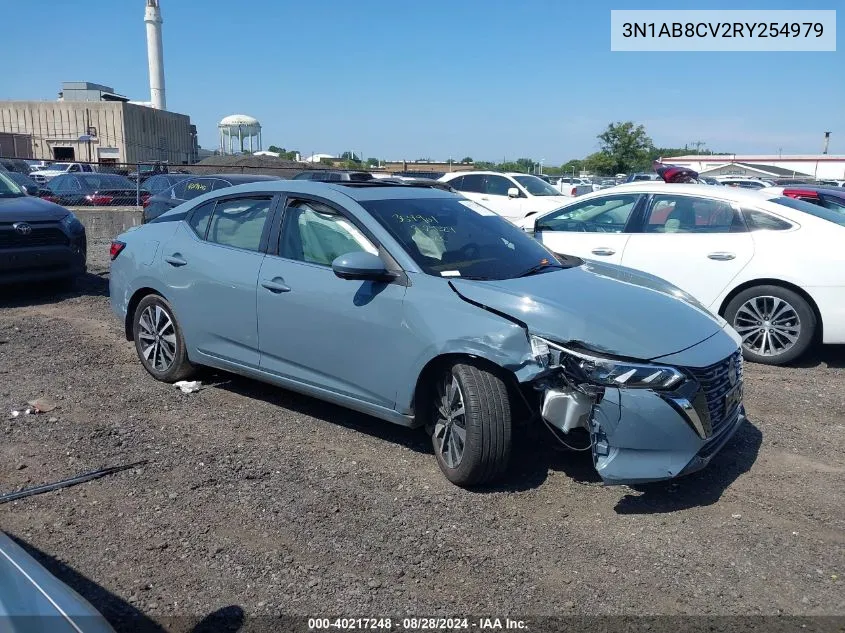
[48,175,69,193]
[348,172,374,182]
[79,174,134,189]
[188,201,216,238]
[453,174,484,193]
[361,197,564,281]
[279,201,378,266]
[537,195,639,233]
[512,175,561,196]
[484,175,513,196]
[743,209,792,231]
[182,178,216,200]
[206,197,272,251]
[771,196,845,227]
[449,176,464,189]
[292,172,312,180]
[644,194,745,233]
[68,164,81,172]
[820,195,845,213]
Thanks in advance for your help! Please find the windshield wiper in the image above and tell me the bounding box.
[516,262,563,278]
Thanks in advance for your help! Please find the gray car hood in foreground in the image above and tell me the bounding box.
[450,260,724,361]
[0,532,115,633]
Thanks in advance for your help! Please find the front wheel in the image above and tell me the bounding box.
[132,294,196,382]
[724,285,816,365]
[429,361,512,486]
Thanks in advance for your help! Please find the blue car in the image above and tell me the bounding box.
[110,181,746,486]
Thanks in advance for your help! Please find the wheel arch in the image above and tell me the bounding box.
[410,352,523,423]
[718,279,823,340]
[124,287,166,340]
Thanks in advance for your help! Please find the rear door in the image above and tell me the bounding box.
[159,194,278,368]
[621,193,755,309]
[533,192,643,264]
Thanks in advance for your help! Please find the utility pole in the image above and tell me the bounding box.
[690,140,705,154]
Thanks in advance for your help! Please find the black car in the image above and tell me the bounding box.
[143,173,282,223]
[129,162,169,183]
[142,173,192,196]
[0,171,86,286]
[41,173,144,206]
[3,171,41,195]
[292,170,374,182]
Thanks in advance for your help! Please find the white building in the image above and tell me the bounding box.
[302,153,336,163]
[659,154,845,181]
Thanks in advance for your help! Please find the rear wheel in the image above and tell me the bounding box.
[132,294,196,382]
[429,361,512,486]
[724,285,816,365]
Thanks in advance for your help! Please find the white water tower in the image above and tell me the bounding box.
[218,114,262,154]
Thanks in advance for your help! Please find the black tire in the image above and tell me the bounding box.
[428,360,512,486]
[724,285,816,365]
[132,294,196,382]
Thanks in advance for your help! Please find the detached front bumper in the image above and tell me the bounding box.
[538,342,746,485]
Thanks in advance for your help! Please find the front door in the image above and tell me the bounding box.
[159,195,275,367]
[621,193,755,309]
[476,174,524,221]
[533,192,643,265]
[257,198,407,408]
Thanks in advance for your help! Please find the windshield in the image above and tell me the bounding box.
[43,163,71,171]
[0,171,26,198]
[361,197,566,280]
[771,196,845,227]
[512,175,561,196]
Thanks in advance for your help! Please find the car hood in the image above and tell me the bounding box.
[528,196,571,208]
[0,196,69,221]
[0,532,115,632]
[449,260,725,360]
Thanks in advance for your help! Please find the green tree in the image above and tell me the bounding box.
[340,151,361,162]
[460,156,473,164]
[366,157,380,167]
[560,159,583,175]
[597,121,653,174]
[582,151,616,176]
[474,161,496,170]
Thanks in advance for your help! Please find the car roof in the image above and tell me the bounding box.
[189,179,458,202]
[598,181,779,203]
[190,173,282,182]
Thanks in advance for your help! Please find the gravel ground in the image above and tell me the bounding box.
[0,220,843,632]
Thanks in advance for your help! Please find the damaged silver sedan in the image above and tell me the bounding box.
[110,180,745,487]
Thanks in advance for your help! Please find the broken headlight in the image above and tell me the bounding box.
[530,336,685,390]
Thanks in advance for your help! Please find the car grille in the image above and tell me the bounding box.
[688,350,743,439]
[0,226,69,249]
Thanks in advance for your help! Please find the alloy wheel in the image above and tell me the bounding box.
[733,295,801,358]
[138,304,177,372]
[433,374,467,469]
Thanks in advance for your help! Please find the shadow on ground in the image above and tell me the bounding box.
[213,371,761,505]
[790,344,845,369]
[0,272,108,308]
[8,534,245,633]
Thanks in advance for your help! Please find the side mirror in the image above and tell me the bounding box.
[520,213,538,233]
[507,187,520,198]
[331,251,395,282]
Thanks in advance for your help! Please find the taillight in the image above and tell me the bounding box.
[110,241,126,260]
[142,195,151,208]
[570,187,577,196]
[42,194,58,203]
[86,194,114,205]
[782,188,818,200]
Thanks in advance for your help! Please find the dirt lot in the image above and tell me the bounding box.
[1,225,843,632]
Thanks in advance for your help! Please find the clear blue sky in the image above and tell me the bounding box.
[3,0,841,164]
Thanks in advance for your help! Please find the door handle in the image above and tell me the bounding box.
[707,252,736,261]
[591,247,616,256]
[261,278,291,293]
[164,254,187,267]
[480,197,489,200]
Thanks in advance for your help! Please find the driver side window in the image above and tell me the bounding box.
[279,201,378,266]
[484,175,513,197]
[536,195,640,233]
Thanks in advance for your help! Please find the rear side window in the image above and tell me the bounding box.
[644,194,745,233]
[188,201,216,238]
[454,174,484,193]
[743,209,792,231]
[206,197,272,251]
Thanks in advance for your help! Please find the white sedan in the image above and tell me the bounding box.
[519,182,845,365]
